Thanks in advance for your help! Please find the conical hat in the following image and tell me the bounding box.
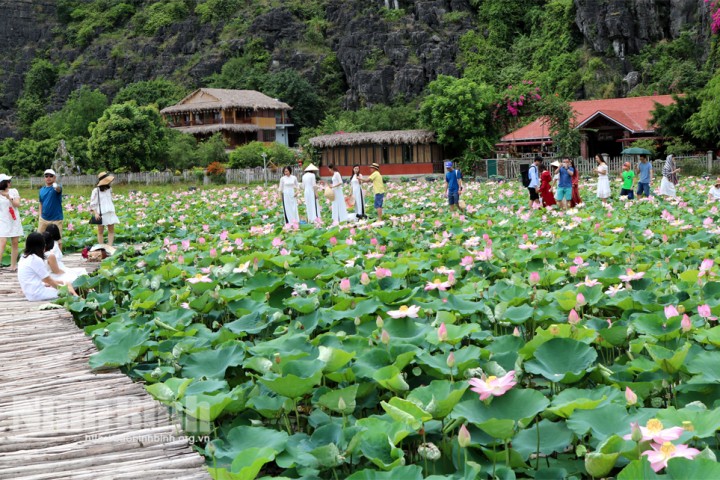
[304,164,319,172]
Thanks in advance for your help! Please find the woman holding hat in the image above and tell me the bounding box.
[302,164,322,224]
[0,174,22,271]
[89,172,119,246]
[327,164,349,223]
[349,165,366,220]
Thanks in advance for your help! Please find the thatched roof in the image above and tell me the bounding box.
[309,130,436,148]
[175,124,260,135]
[161,88,292,114]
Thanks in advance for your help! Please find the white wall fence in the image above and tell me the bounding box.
[480,152,717,180]
[25,167,285,188]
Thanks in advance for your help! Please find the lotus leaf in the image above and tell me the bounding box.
[524,338,597,383]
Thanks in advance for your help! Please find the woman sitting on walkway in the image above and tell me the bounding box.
[18,232,76,301]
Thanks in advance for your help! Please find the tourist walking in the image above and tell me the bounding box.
[594,155,611,203]
[38,169,63,243]
[445,161,463,211]
[327,164,349,223]
[90,172,119,246]
[17,232,76,301]
[635,155,653,197]
[555,158,574,210]
[527,156,542,209]
[569,158,582,207]
[361,163,386,219]
[619,162,635,200]
[349,165,367,220]
[278,166,300,224]
[0,174,22,271]
[302,164,321,224]
[660,154,680,197]
[538,164,556,208]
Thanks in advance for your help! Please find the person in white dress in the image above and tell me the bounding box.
[349,165,367,220]
[327,164,349,223]
[0,174,23,271]
[18,232,76,301]
[90,172,119,246]
[594,155,611,202]
[709,178,720,201]
[278,166,300,224]
[301,164,322,224]
[43,232,86,284]
[660,154,680,197]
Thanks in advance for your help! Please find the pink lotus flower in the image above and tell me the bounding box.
[360,272,370,285]
[573,256,589,267]
[380,329,390,345]
[569,265,579,276]
[374,267,392,279]
[370,237,378,246]
[425,278,452,291]
[642,442,700,472]
[182,239,191,250]
[209,248,217,258]
[468,370,517,401]
[339,278,351,293]
[198,237,206,244]
[329,236,337,246]
[681,314,692,332]
[623,419,684,444]
[576,293,586,307]
[576,276,601,288]
[387,305,420,318]
[67,222,74,232]
[447,351,455,368]
[568,309,580,325]
[187,274,212,284]
[233,261,250,273]
[619,269,645,282]
[220,230,228,241]
[625,387,638,406]
[519,242,538,250]
[605,284,625,297]
[460,256,474,271]
[272,237,284,248]
[438,322,448,341]
[698,304,717,321]
[529,272,540,286]
[664,305,680,319]
[458,424,471,448]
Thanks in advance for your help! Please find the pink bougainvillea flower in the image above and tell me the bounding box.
[468,370,517,401]
[623,419,684,444]
[339,278,351,293]
[374,267,392,279]
[437,322,448,341]
[187,274,212,284]
[642,442,700,473]
[698,304,718,321]
[387,305,420,318]
[664,305,680,319]
[619,269,645,282]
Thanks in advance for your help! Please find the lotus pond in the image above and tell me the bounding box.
[45,177,720,479]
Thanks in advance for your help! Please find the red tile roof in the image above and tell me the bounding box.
[499,95,676,142]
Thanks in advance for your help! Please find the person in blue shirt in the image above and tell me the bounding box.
[445,161,463,211]
[528,156,542,209]
[38,168,64,246]
[554,157,575,210]
[635,155,653,197]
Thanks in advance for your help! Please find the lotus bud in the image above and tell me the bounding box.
[438,322,448,342]
[513,327,521,337]
[376,316,384,328]
[340,278,351,293]
[458,424,471,448]
[664,305,679,319]
[575,445,587,457]
[576,293,586,307]
[625,387,638,406]
[354,317,361,326]
[360,272,370,285]
[585,452,617,478]
[630,422,642,442]
[417,442,441,461]
[446,351,455,368]
[381,329,390,345]
[568,309,580,325]
[681,314,692,332]
[338,397,347,411]
[529,271,540,286]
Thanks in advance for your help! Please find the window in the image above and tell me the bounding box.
[382,146,389,163]
[262,130,276,142]
[402,144,413,163]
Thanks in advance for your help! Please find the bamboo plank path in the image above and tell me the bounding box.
[0,254,210,480]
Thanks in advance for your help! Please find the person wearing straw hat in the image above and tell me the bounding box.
[361,163,386,219]
[0,173,22,271]
[38,168,64,243]
[90,172,119,246]
[302,163,322,224]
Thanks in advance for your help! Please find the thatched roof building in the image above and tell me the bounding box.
[160,89,291,115]
[309,130,436,148]
[309,129,444,176]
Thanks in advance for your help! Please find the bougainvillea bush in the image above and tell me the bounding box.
[56,177,720,479]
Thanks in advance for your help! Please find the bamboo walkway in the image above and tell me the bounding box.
[0,254,210,480]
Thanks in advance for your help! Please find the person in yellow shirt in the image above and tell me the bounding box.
[361,163,385,219]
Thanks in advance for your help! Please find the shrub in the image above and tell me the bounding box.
[206,161,226,184]
[195,134,228,167]
[228,141,266,168]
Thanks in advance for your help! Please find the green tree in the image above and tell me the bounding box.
[686,70,720,148]
[651,94,701,147]
[195,133,228,167]
[88,102,168,172]
[31,86,109,140]
[207,39,270,91]
[113,79,187,110]
[419,75,497,155]
[165,130,199,170]
[0,137,58,175]
[228,141,267,168]
[263,69,323,129]
[23,59,58,99]
[16,96,47,135]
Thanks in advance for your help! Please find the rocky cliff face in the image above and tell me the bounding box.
[0,0,713,138]
[574,0,710,60]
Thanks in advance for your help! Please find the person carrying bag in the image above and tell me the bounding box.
[89,172,119,246]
